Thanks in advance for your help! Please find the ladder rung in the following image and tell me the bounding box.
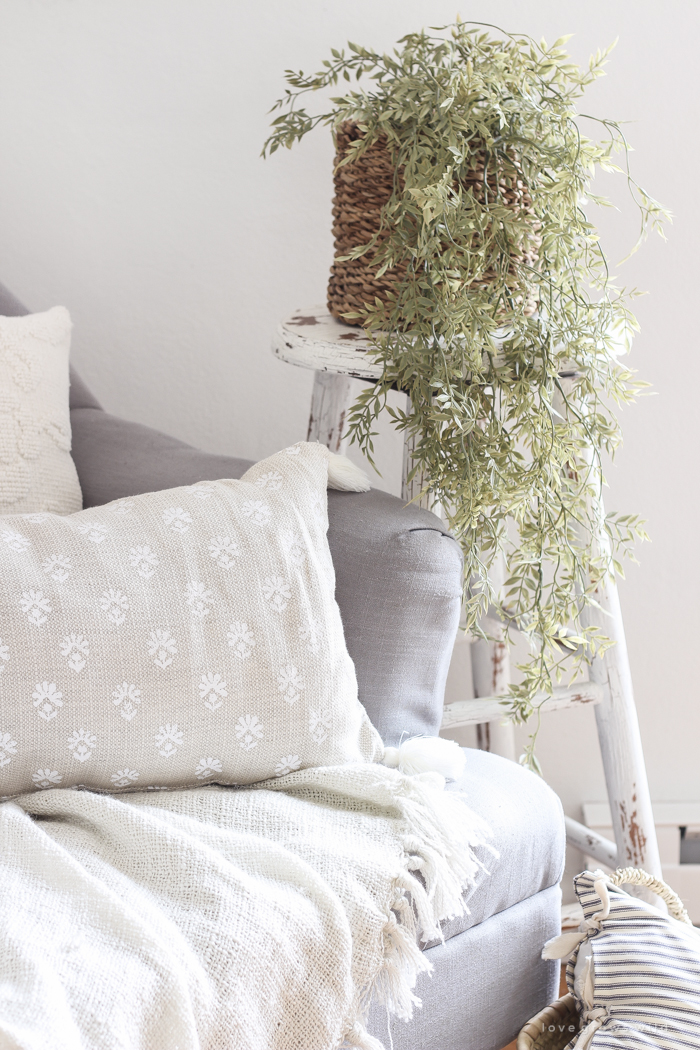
[441,682,603,730]
[564,816,618,868]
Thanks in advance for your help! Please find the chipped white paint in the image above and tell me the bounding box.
[274,308,437,510]
[306,371,353,453]
[558,377,662,881]
[583,802,700,919]
[271,306,383,381]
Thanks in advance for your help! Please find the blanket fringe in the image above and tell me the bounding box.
[342,769,492,1049]
[342,1021,387,1050]
[392,773,491,939]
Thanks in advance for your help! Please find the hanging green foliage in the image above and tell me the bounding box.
[263,21,668,769]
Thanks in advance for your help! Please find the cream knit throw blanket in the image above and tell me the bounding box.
[0,763,488,1050]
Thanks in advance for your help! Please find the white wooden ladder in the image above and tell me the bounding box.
[273,306,662,879]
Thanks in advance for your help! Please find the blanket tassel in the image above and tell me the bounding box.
[342,1020,387,1050]
[381,737,466,781]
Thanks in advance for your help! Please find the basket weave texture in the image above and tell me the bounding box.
[327,121,541,325]
[516,993,580,1050]
[327,122,405,323]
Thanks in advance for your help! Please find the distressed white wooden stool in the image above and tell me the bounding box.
[272,305,662,883]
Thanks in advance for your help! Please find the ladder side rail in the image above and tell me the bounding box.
[581,577,662,876]
[471,609,516,759]
[556,375,662,882]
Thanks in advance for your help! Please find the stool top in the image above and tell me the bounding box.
[272,305,383,380]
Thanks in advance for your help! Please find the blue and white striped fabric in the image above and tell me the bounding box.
[555,870,700,1048]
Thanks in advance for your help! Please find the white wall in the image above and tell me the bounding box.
[1,1,698,859]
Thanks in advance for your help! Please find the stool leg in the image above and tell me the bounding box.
[401,399,440,512]
[582,578,662,880]
[573,421,662,886]
[471,550,516,761]
[471,623,517,760]
[551,379,661,889]
[307,371,353,452]
[402,428,432,508]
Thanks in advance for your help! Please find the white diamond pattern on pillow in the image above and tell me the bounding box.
[0,442,382,797]
[0,307,82,514]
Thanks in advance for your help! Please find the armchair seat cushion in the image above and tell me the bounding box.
[437,748,565,945]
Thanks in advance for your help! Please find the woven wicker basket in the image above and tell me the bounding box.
[327,121,541,325]
[516,994,580,1050]
[327,122,404,324]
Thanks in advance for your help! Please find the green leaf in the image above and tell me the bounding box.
[262,19,665,759]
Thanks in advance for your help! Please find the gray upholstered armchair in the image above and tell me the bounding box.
[0,282,564,1050]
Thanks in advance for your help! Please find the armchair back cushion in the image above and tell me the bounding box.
[0,283,463,746]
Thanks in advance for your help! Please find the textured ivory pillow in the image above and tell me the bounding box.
[0,306,82,515]
[0,442,382,797]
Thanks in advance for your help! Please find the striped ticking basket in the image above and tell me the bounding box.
[522,868,700,1050]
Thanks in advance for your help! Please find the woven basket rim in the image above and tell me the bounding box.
[516,993,579,1050]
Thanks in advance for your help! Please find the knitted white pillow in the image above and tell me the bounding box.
[0,306,82,515]
[0,442,383,797]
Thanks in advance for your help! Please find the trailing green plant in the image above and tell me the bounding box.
[263,21,668,769]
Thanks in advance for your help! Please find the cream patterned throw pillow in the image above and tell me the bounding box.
[0,306,82,515]
[0,442,382,797]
